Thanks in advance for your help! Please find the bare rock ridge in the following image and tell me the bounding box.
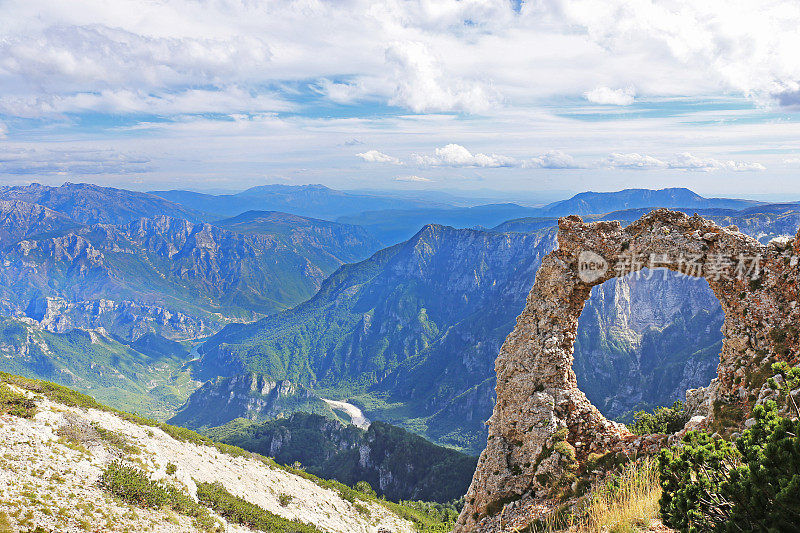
[456,209,800,532]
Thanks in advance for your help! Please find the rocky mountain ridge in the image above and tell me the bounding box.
[168,373,333,429]
[0,182,205,225]
[0,208,381,340]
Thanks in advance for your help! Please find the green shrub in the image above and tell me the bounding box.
[723,401,800,529]
[395,499,462,531]
[100,461,170,508]
[628,401,687,435]
[0,383,37,418]
[657,430,739,531]
[196,481,321,533]
[100,461,219,531]
[165,462,177,475]
[658,400,800,531]
[353,480,376,497]
[278,492,293,507]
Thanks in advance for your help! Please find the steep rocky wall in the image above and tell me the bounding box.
[456,209,799,532]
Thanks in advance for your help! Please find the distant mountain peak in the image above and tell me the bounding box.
[542,187,758,217]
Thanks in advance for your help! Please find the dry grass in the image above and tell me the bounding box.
[0,511,12,533]
[573,456,661,533]
[514,458,662,533]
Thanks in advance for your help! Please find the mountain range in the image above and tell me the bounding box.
[149,184,448,221]
[0,182,204,225]
[190,222,739,451]
[0,181,798,455]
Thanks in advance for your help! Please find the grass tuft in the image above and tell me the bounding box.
[574,457,661,533]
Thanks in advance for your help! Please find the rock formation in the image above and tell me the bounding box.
[455,209,799,532]
[167,373,328,429]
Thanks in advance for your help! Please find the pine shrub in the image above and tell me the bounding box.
[658,362,800,531]
[196,481,322,533]
[628,401,687,436]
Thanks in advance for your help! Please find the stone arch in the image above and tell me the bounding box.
[456,209,800,532]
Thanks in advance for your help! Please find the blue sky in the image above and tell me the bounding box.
[1,0,800,198]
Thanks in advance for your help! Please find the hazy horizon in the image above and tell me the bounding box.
[4,180,800,206]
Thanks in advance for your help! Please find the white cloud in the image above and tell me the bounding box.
[0,0,791,192]
[668,152,766,172]
[603,152,765,172]
[394,175,431,182]
[554,0,800,106]
[356,150,402,165]
[524,150,583,169]
[385,41,496,113]
[413,144,516,167]
[2,0,800,119]
[0,148,152,176]
[0,88,292,118]
[585,86,636,105]
[0,25,272,91]
[314,79,375,105]
[604,153,668,170]
[0,122,7,139]
[783,157,800,165]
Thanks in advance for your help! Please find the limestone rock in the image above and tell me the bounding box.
[455,209,799,532]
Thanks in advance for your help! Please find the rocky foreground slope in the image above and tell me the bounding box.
[0,374,419,533]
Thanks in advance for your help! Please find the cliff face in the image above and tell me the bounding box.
[0,211,380,340]
[574,271,723,418]
[25,296,211,340]
[456,210,800,532]
[207,412,478,503]
[0,200,78,243]
[167,373,331,429]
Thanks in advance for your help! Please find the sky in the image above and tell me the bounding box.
[1,0,800,198]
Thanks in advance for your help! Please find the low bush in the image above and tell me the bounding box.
[278,492,293,507]
[628,401,687,435]
[100,461,219,531]
[353,480,376,497]
[658,365,800,532]
[196,481,321,533]
[0,383,37,418]
[100,460,170,508]
[394,499,461,532]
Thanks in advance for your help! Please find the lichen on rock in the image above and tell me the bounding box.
[455,209,799,532]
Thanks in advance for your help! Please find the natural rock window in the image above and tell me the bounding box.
[573,269,722,421]
[456,209,799,532]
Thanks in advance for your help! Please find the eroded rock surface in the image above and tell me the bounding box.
[456,209,799,532]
